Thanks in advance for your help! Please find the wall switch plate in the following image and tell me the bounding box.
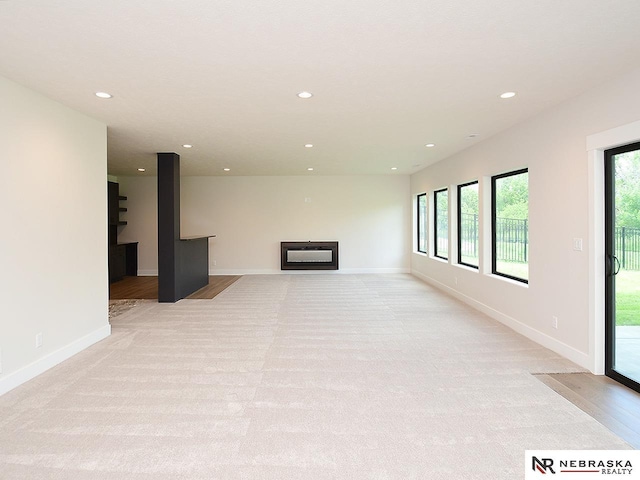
[36,333,43,348]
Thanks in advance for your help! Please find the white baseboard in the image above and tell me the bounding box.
[137,268,411,276]
[0,324,111,397]
[137,270,158,276]
[411,270,590,370]
[211,268,410,275]
[340,268,410,274]
[210,269,278,275]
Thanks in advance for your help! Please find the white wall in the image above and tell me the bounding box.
[0,76,110,395]
[411,67,640,371]
[118,175,411,274]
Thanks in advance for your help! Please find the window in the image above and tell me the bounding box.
[458,181,479,268]
[492,169,529,282]
[417,193,427,253]
[434,188,448,260]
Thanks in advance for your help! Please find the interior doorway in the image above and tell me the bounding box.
[605,141,640,393]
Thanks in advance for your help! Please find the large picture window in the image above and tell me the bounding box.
[434,188,449,260]
[417,193,427,253]
[458,181,479,268]
[492,169,529,282]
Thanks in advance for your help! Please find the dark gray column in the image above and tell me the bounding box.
[157,152,181,302]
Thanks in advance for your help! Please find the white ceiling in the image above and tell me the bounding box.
[1,0,640,176]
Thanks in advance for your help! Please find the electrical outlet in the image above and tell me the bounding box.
[454,276,458,285]
[213,260,217,266]
[552,316,558,329]
[0,347,3,374]
[573,238,583,251]
[36,333,43,348]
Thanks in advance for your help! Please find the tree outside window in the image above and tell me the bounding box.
[458,182,479,268]
[434,188,448,260]
[417,193,427,253]
[492,169,528,282]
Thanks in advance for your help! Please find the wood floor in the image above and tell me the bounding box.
[109,275,241,300]
[536,372,640,448]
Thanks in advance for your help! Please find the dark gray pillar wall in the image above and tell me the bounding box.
[157,152,181,302]
[157,152,211,303]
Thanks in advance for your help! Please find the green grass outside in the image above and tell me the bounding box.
[458,255,529,281]
[616,270,640,326]
[456,254,639,325]
[495,261,528,281]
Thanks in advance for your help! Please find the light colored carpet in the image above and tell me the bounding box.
[0,274,631,479]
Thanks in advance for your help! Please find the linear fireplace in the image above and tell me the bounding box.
[280,241,339,270]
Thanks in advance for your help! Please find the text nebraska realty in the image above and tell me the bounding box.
[559,459,632,475]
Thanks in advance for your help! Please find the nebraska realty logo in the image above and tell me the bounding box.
[525,451,640,479]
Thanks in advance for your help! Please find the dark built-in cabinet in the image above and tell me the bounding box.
[108,181,137,283]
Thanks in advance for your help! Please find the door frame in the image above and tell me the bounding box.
[586,120,640,376]
[604,142,640,393]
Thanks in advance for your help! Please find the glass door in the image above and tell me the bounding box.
[605,141,640,393]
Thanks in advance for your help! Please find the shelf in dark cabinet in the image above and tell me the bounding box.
[108,182,119,226]
[109,182,129,229]
[108,181,137,283]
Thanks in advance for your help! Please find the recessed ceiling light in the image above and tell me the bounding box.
[95,91,112,99]
[425,143,435,148]
[297,91,313,99]
[137,168,145,172]
[223,168,230,172]
[391,167,398,171]
[307,167,314,171]
[304,144,313,148]
[182,144,193,148]
[500,91,516,99]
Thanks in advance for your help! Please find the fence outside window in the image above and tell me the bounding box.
[460,214,528,265]
[459,213,479,261]
[615,226,640,271]
[457,218,640,271]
